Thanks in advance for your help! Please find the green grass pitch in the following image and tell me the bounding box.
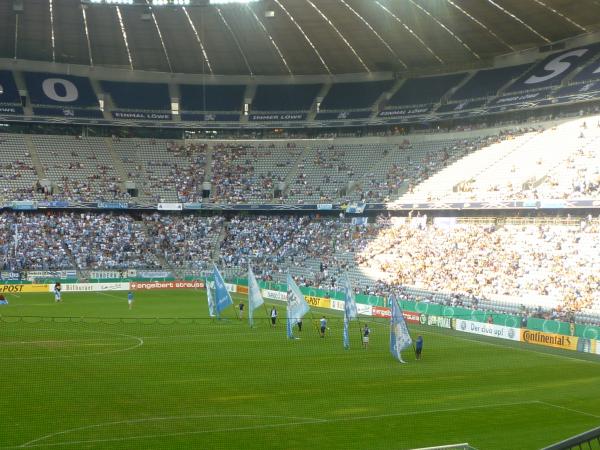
[0,289,599,449]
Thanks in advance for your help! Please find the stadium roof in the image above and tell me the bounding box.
[2,0,600,76]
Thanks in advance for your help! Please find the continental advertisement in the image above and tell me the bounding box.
[520,329,579,351]
[131,280,205,291]
[0,283,49,293]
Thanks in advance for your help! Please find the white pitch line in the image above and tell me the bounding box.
[0,328,143,360]
[16,402,536,448]
[17,414,328,448]
[536,401,600,419]
[0,338,126,345]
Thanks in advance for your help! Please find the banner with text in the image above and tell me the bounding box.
[520,329,579,351]
[0,284,49,293]
[131,280,204,291]
[454,319,520,341]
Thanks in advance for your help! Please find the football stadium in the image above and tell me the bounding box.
[1,1,600,449]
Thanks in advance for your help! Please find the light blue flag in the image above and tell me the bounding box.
[286,273,310,339]
[206,277,216,318]
[343,316,350,350]
[247,265,264,328]
[390,296,413,363]
[213,264,233,318]
[343,275,358,349]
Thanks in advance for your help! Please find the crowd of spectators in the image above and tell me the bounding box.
[0,118,599,205]
[0,212,160,270]
[144,213,224,269]
[0,212,599,322]
[357,216,600,317]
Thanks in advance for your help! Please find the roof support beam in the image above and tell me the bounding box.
[375,1,444,65]
[483,0,551,43]
[216,7,253,75]
[443,0,515,52]
[273,0,331,75]
[408,0,480,60]
[304,0,370,72]
[338,0,407,69]
[246,5,292,75]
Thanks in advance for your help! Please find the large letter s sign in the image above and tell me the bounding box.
[525,49,589,85]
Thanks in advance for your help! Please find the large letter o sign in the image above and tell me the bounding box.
[42,78,79,103]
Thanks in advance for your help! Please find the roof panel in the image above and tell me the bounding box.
[53,0,90,65]
[186,7,251,75]
[153,8,207,74]
[0,2,16,59]
[0,0,599,75]
[17,0,53,62]
[86,5,131,69]
[120,7,171,72]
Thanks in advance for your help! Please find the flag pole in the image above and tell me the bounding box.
[262,302,271,328]
[309,310,320,336]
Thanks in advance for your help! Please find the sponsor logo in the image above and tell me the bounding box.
[113,111,172,120]
[0,284,49,293]
[378,107,430,117]
[59,282,130,292]
[372,306,391,318]
[304,295,331,309]
[0,106,20,114]
[420,314,452,329]
[454,319,520,341]
[403,311,421,324]
[131,280,204,291]
[250,113,305,121]
[521,330,578,350]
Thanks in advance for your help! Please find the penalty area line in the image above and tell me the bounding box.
[535,401,600,419]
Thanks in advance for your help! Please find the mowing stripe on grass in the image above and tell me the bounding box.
[16,401,541,448]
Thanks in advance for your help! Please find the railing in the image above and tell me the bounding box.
[542,426,600,450]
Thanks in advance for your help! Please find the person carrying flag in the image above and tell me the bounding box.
[270,306,277,327]
[54,282,62,303]
[415,335,424,360]
[320,316,327,338]
[362,324,370,349]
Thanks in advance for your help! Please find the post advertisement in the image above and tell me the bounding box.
[304,295,331,309]
[0,284,49,293]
